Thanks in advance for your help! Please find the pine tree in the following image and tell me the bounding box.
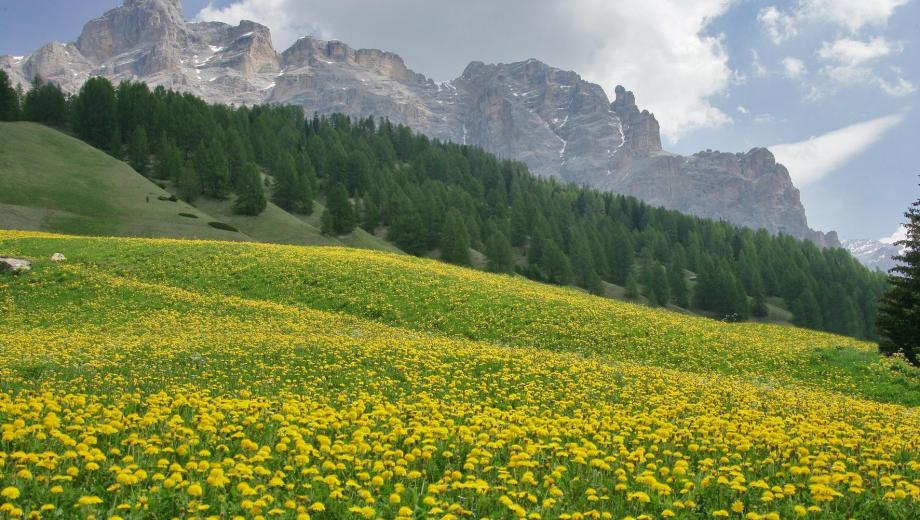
[485,228,515,274]
[155,135,182,180]
[233,162,267,216]
[668,262,689,308]
[127,126,149,175]
[792,288,823,330]
[647,262,670,306]
[72,77,117,150]
[22,76,68,126]
[325,182,356,235]
[541,239,572,285]
[177,161,201,203]
[624,270,640,299]
[877,180,920,365]
[0,70,19,121]
[271,153,300,211]
[440,208,471,266]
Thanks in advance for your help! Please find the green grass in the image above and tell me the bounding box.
[0,122,242,240]
[2,231,917,406]
[0,122,402,254]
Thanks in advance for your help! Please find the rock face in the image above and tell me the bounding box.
[0,0,838,246]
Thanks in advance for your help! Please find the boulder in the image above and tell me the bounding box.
[0,257,31,273]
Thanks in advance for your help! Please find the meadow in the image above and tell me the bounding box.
[0,230,918,519]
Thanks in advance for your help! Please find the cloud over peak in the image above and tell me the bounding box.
[769,113,904,187]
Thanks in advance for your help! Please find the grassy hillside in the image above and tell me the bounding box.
[0,122,400,254]
[0,122,242,240]
[1,230,917,519]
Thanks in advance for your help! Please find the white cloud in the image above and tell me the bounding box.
[781,57,806,78]
[736,105,749,114]
[818,37,900,66]
[815,37,912,96]
[198,0,328,46]
[880,224,908,244]
[758,0,912,42]
[751,49,769,77]
[879,76,917,96]
[758,6,797,44]
[769,113,903,186]
[563,0,734,141]
[198,0,736,142]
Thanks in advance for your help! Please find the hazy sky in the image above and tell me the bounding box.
[1,0,917,241]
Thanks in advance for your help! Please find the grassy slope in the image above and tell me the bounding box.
[0,122,243,241]
[0,122,401,253]
[2,231,917,406]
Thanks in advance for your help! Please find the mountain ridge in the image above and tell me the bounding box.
[0,0,839,246]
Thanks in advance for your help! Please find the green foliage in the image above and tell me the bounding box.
[0,70,20,121]
[877,180,920,366]
[177,161,200,203]
[127,126,149,176]
[233,162,267,216]
[323,183,356,235]
[72,77,117,150]
[440,208,471,266]
[22,76,67,127]
[484,225,515,274]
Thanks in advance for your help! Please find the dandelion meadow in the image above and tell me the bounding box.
[0,231,918,519]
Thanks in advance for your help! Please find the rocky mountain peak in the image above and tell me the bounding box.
[610,85,661,156]
[76,0,188,62]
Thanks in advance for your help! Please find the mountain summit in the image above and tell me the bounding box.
[0,0,838,246]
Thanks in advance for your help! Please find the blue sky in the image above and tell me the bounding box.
[1,0,917,240]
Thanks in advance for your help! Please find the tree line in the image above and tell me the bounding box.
[0,71,889,340]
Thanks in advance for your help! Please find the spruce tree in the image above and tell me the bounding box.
[624,270,640,299]
[128,126,149,175]
[325,182,356,235]
[233,162,267,216]
[877,181,920,365]
[72,77,117,150]
[668,262,689,308]
[0,70,19,121]
[440,208,471,266]
[485,227,515,274]
[541,239,573,285]
[177,161,201,203]
[271,153,301,211]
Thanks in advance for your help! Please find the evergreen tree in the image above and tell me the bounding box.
[646,262,670,306]
[72,77,117,150]
[233,162,267,216]
[624,270,640,299]
[877,181,920,365]
[440,208,471,266]
[541,239,572,285]
[325,182,356,235]
[271,153,301,211]
[792,289,823,330]
[570,228,603,294]
[387,191,427,255]
[155,135,182,180]
[0,70,19,121]
[668,262,689,308]
[485,226,515,274]
[177,161,201,203]
[320,208,335,235]
[22,76,68,126]
[127,126,149,175]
